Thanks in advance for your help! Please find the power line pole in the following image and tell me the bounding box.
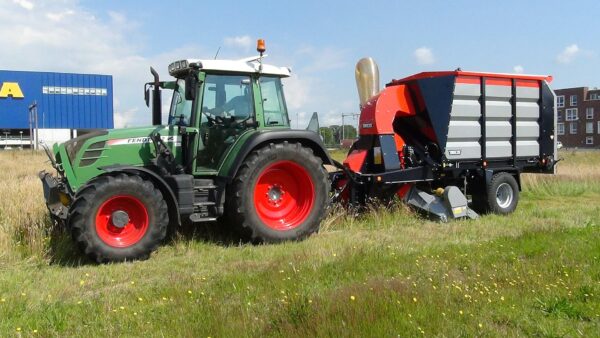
[341,113,360,141]
[341,114,345,141]
[28,101,37,152]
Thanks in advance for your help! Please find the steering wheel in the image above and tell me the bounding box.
[202,111,226,125]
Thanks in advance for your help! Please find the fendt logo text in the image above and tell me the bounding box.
[0,82,24,99]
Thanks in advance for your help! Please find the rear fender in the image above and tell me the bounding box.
[222,130,332,181]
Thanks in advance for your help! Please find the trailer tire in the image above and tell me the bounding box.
[228,142,329,243]
[485,172,519,215]
[68,173,168,263]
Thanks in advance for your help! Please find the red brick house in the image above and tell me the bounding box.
[555,87,600,148]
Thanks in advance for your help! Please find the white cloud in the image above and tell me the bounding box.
[0,0,207,128]
[284,74,312,111]
[0,1,351,129]
[223,35,253,51]
[414,47,435,65]
[12,0,33,10]
[557,44,580,64]
[294,46,348,73]
[46,10,75,22]
[113,107,138,129]
[513,65,524,73]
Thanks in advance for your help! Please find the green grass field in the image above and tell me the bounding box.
[0,149,599,336]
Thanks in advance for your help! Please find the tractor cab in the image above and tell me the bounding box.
[39,39,332,262]
[153,56,292,172]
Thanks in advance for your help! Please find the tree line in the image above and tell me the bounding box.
[319,125,357,146]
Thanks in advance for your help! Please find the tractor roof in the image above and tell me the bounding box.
[168,57,291,78]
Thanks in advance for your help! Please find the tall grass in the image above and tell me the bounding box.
[0,150,598,264]
[0,151,54,264]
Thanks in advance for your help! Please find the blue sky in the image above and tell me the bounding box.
[2,0,599,128]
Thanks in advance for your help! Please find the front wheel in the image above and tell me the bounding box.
[68,174,168,262]
[228,142,329,242]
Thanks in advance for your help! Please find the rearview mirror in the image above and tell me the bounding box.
[144,86,150,107]
[185,72,198,101]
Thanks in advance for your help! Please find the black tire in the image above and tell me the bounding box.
[482,172,519,215]
[68,173,169,262]
[228,142,329,243]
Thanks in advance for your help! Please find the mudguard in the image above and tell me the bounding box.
[222,130,333,181]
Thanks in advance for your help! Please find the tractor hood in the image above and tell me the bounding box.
[57,125,182,190]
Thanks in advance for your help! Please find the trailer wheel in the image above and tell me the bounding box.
[68,174,168,262]
[228,142,329,242]
[485,172,519,215]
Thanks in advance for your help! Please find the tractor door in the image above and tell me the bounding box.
[195,74,256,172]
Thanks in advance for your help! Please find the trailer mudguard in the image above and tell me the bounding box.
[222,129,333,181]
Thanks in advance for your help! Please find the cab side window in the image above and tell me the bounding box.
[201,74,253,120]
[259,77,289,126]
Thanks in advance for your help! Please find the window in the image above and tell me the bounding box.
[566,108,578,121]
[557,95,565,108]
[598,121,600,134]
[590,93,600,100]
[557,111,563,122]
[587,122,594,134]
[557,123,565,135]
[570,123,577,134]
[586,107,594,119]
[570,95,577,106]
[201,74,253,120]
[586,136,593,145]
[259,76,290,127]
[168,79,193,126]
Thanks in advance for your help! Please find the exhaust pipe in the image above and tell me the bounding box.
[355,57,380,109]
[150,67,162,126]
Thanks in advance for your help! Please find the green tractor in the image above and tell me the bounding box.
[40,41,332,262]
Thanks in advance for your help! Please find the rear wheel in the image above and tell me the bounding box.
[472,172,519,215]
[68,174,168,262]
[228,142,329,242]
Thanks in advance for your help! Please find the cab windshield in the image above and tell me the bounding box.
[168,79,193,126]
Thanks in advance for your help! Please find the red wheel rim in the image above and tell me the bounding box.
[254,160,315,231]
[95,195,149,248]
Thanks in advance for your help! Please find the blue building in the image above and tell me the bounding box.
[0,70,113,147]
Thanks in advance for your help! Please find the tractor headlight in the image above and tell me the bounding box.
[169,60,189,76]
[168,59,199,76]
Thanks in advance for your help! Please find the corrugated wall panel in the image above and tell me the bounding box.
[0,70,113,130]
[446,83,481,160]
[516,86,540,157]
[447,80,542,161]
[485,85,512,158]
